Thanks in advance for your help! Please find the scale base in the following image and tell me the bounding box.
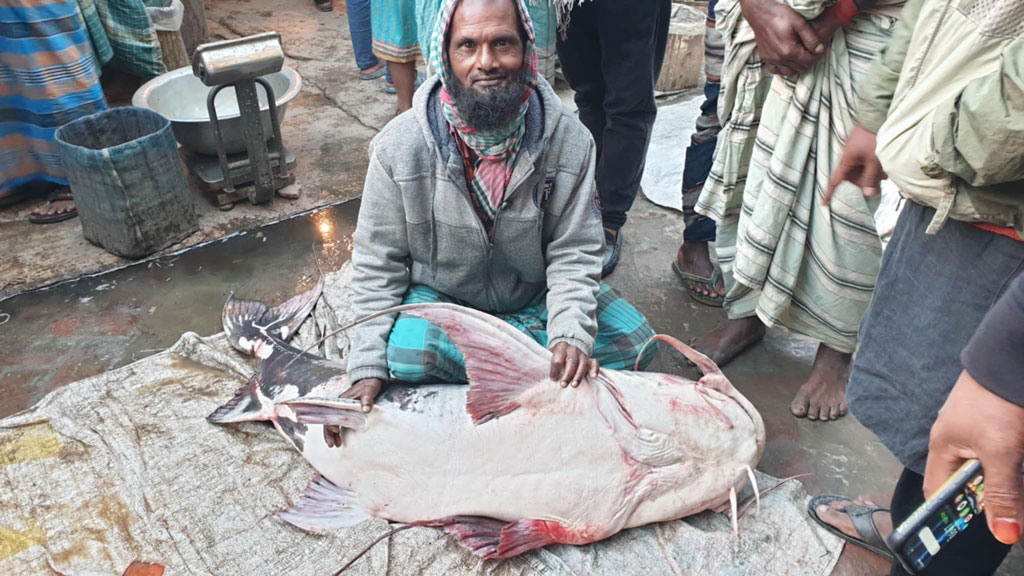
[184,148,297,210]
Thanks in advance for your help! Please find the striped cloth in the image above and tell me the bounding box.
[695,0,903,353]
[386,283,657,383]
[1,0,107,194]
[372,0,420,63]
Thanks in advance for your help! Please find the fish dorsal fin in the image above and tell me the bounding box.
[393,303,551,424]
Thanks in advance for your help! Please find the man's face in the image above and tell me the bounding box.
[446,0,528,130]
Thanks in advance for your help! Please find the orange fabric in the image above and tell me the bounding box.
[973,222,1023,242]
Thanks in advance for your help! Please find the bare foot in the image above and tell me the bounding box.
[792,344,850,420]
[676,242,725,299]
[691,316,766,367]
[815,497,892,541]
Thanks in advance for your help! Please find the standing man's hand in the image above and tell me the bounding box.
[740,0,825,77]
[924,370,1024,545]
[323,377,384,448]
[824,124,887,204]
[549,342,599,388]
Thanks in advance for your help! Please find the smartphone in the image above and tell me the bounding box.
[887,459,985,574]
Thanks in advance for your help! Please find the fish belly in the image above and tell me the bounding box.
[301,385,633,526]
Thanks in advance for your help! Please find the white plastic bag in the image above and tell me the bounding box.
[146,0,184,32]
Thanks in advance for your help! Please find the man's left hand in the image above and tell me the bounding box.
[925,370,1024,545]
[549,342,599,388]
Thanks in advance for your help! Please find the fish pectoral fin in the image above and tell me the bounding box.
[438,517,586,559]
[208,378,265,424]
[497,519,593,558]
[274,473,370,532]
[388,303,551,425]
[283,397,368,430]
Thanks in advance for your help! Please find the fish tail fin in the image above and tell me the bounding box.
[283,397,368,430]
[207,377,266,423]
[222,276,324,354]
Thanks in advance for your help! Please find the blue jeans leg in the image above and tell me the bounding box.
[346,0,379,70]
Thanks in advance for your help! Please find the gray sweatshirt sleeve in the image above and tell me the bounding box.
[961,273,1024,408]
[544,139,604,355]
[346,148,411,383]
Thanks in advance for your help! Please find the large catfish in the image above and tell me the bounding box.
[210,279,766,558]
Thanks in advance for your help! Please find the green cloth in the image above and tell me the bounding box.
[79,0,165,78]
[696,0,902,353]
[855,0,1024,236]
[386,283,657,383]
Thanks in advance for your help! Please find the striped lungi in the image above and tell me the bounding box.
[0,0,107,194]
[372,0,420,63]
[696,0,903,353]
[386,283,657,383]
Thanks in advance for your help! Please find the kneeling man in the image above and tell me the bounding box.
[339,0,656,421]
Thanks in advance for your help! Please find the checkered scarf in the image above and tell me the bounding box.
[431,0,538,220]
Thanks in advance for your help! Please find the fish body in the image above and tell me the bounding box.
[211,281,765,557]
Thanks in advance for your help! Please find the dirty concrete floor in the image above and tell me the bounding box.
[1,0,1020,573]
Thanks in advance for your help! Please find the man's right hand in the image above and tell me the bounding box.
[323,377,383,448]
[740,0,825,77]
[824,124,887,204]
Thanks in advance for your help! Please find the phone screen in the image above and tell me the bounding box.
[895,468,985,571]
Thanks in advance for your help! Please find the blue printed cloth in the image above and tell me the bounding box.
[387,283,657,382]
[1,0,108,194]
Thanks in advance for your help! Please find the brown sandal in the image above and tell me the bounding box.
[28,188,78,224]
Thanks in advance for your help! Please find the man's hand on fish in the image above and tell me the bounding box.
[324,377,384,447]
[740,0,825,77]
[549,341,599,388]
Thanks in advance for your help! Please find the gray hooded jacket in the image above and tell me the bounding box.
[346,76,604,383]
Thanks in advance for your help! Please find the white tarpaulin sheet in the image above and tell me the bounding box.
[0,266,843,575]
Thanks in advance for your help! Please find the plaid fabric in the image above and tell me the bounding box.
[87,0,164,78]
[1,0,108,193]
[386,283,657,383]
[372,0,420,62]
[431,0,538,222]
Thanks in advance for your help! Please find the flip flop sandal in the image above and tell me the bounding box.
[808,495,896,562]
[383,73,426,95]
[28,189,78,224]
[358,66,387,81]
[672,260,725,307]
[314,0,333,12]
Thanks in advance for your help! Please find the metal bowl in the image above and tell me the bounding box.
[132,66,302,156]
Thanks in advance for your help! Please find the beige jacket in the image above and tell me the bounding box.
[858,0,1024,235]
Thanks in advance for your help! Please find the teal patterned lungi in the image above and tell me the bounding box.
[387,283,657,382]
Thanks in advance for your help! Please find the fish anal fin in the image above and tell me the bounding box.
[274,474,370,532]
[497,519,595,558]
[394,304,552,425]
[208,378,268,423]
[283,397,368,430]
[436,515,508,558]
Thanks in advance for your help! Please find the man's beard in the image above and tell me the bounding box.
[447,68,529,131]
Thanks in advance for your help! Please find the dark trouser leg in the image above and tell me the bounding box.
[558,0,672,232]
[682,0,722,244]
[556,2,605,160]
[888,468,1011,576]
